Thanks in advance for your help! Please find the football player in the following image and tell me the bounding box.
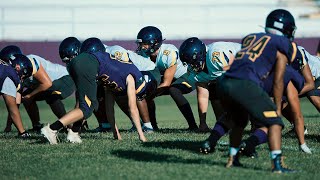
[218,9,304,172]
[136,26,198,131]
[298,46,320,112]
[0,55,30,138]
[80,37,159,133]
[182,40,241,133]
[182,9,302,173]
[41,37,148,144]
[194,45,313,155]
[1,45,76,133]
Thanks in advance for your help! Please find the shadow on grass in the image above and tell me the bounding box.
[119,128,202,134]
[142,139,202,153]
[111,149,225,166]
[142,139,230,155]
[111,149,265,171]
[305,134,320,142]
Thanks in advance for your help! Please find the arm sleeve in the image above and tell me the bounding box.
[1,77,17,98]
[127,50,156,71]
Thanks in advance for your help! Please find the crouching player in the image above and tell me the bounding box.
[181,39,241,133]
[0,56,30,138]
[79,37,158,132]
[1,45,75,133]
[41,44,148,144]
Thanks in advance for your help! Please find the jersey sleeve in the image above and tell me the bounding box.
[1,77,17,98]
[162,49,178,68]
[127,50,156,71]
[27,55,40,75]
[107,45,130,62]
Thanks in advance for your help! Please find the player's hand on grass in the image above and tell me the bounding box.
[139,135,147,142]
[300,143,312,154]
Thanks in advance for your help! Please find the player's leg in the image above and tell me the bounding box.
[306,78,320,112]
[46,75,75,119]
[217,77,293,172]
[41,54,99,144]
[169,75,198,130]
[196,82,210,132]
[22,92,42,132]
[141,69,161,130]
[200,114,232,154]
[238,126,267,158]
[89,85,111,133]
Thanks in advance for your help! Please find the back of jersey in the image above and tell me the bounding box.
[225,32,297,87]
[0,60,20,89]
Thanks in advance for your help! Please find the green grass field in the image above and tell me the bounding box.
[0,95,320,179]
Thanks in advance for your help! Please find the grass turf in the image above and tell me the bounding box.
[0,95,320,179]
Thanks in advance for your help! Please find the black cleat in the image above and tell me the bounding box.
[199,140,216,154]
[226,155,243,168]
[186,126,199,132]
[272,154,295,173]
[237,141,258,158]
[28,124,44,133]
[18,131,31,139]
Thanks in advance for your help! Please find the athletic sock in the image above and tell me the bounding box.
[208,122,228,144]
[245,129,268,152]
[50,121,64,131]
[270,150,282,159]
[230,147,239,156]
[143,122,153,129]
[178,103,197,128]
[71,121,83,132]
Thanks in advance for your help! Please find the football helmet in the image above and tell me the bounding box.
[179,37,206,72]
[265,9,296,41]
[10,54,33,79]
[80,37,106,53]
[59,37,81,63]
[0,45,23,63]
[136,26,164,57]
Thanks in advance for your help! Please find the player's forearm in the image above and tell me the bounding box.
[28,83,52,97]
[273,82,284,114]
[7,106,25,133]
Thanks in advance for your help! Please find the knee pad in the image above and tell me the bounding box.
[79,102,94,119]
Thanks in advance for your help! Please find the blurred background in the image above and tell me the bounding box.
[0,0,319,63]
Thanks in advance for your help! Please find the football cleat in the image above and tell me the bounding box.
[237,141,258,158]
[287,126,308,136]
[18,131,31,139]
[128,125,137,132]
[142,126,154,133]
[28,124,44,133]
[186,126,199,132]
[225,155,243,168]
[271,154,295,173]
[41,124,58,145]
[67,129,82,143]
[199,140,215,154]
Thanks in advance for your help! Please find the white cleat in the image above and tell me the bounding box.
[67,129,82,143]
[41,124,58,145]
[300,143,312,154]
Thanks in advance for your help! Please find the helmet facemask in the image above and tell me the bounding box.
[136,39,162,58]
